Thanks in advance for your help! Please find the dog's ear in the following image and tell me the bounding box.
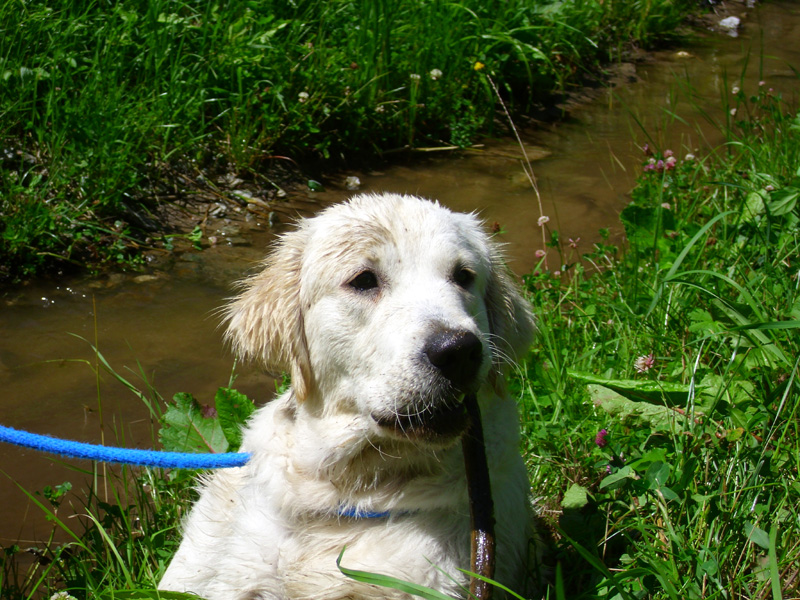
[223,227,313,401]
[485,248,536,370]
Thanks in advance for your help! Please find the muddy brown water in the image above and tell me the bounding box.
[1,1,798,553]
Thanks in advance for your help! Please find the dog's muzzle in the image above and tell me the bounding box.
[373,328,483,439]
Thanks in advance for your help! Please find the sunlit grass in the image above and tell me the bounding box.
[517,73,800,598]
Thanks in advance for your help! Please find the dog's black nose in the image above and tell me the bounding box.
[424,329,483,389]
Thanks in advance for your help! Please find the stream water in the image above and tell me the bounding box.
[1,0,799,550]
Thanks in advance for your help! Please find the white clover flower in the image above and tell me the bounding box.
[634,354,656,373]
[429,68,443,81]
[409,73,421,81]
[345,176,361,190]
[375,104,385,113]
[537,215,550,226]
[732,85,741,95]
[50,593,78,600]
[535,249,546,258]
[730,108,737,116]
[685,153,695,161]
[298,91,309,103]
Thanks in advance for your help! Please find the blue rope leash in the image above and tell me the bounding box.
[1,425,403,519]
[0,424,250,469]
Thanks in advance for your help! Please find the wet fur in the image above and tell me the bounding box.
[159,193,537,600]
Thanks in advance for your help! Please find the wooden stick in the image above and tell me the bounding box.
[462,393,496,600]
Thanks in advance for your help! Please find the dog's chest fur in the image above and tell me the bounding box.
[160,390,530,600]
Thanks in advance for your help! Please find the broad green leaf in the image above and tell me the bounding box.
[645,461,670,488]
[744,522,770,550]
[743,190,766,220]
[562,483,590,510]
[687,308,724,335]
[599,465,636,491]
[215,388,255,451]
[691,493,713,505]
[696,373,756,410]
[699,558,719,576]
[767,186,799,216]
[587,384,689,432]
[160,393,229,455]
[570,371,691,406]
[726,427,745,442]
[657,486,680,502]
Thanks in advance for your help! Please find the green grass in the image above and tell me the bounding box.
[0,0,695,281]
[516,74,800,598]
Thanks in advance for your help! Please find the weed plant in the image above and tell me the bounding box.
[0,0,694,281]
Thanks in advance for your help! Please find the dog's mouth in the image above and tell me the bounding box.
[373,396,469,439]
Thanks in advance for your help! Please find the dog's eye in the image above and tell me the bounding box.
[348,270,379,292]
[453,267,475,289]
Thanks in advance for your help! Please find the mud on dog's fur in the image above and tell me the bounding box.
[159,193,537,600]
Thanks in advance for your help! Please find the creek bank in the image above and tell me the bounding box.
[60,0,753,293]
[2,1,753,285]
[135,0,759,283]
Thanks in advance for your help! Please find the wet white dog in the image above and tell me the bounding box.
[159,193,537,600]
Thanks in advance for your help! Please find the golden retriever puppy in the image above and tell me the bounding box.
[159,193,536,600]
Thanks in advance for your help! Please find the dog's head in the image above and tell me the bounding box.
[225,193,534,445]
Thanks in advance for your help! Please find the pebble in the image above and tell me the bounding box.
[718,16,740,36]
[132,274,160,284]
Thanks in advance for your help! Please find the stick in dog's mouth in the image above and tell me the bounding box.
[373,390,496,599]
[462,393,496,600]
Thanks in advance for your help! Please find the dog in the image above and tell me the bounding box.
[159,193,537,600]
